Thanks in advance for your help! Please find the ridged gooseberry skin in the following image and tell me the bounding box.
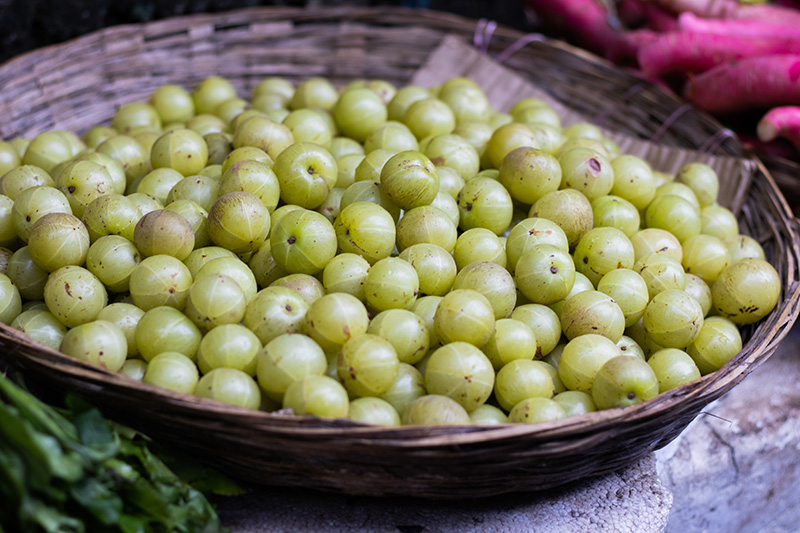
[348,397,401,427]
[27,213,90,272]
[133,209,195,261]
[456,177,513,236]
[560,290,626,343]
[481,318,536,370]
[647,348,701,393]
[196,323,261,376]
[398,243,457,297]
[424,342,495,412]
[303,292,369,354]
[184,273,247,331]
[256,333,327,401]
[711,258,780,325]
[433,289,496,347]
[591,355,659,410]
[43,265,108,328]
[529,188,594,248]
[686,316,743,375]
[379,150,439,211]
[282,375,349,419]
[334,201,396,264]
[367,309,430,365]
[508,397,566,425]
[363,257,420,312]
[643,289,704,348]
[453,261,517,320]
[333,88,388,143]
[337,333,400,398]
[150,128,209,177]
[194,368,262,410]
[557,334,620,394]
[514,244,576,305]
[207,191,271,255]
[134,306,202,363]
[494,359,555,412]
[59,320,127,372]
[270,208,337,276]
[273,142,338,209]
[498,147,561,206]
[505,218,569,272]
[597,268,649,328]
[244,286,309,345]
[572,227,635,287]
[129,255,193,311]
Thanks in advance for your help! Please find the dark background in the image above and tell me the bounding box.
[0,0,533,63]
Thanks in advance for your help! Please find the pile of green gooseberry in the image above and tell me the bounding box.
[0,74,781,427]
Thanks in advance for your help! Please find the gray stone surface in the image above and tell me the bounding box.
[656,328,800,533]
[217,454,672,533]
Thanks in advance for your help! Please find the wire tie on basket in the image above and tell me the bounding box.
[698,411,733,426]
[699,128,737,154]
[494,32,546,64]
[473,18,497,54]
[594,83,648,127]
[650,103,693,143]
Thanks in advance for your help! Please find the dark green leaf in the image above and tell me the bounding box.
[0,403,81,487]
[117,514,149,533]
[155,447,244,497]
[20,496,84,533]
[69,476,123,525]
[72,406,118,459]
[0,374,77,443]
[0,374,227,533]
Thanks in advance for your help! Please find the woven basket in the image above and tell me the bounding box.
[1,7,799,499]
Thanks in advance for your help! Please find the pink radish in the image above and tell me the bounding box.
[650,0,738,18]
[683,55,800,113]
[734,4,800,25]
[606,29,659,64]
[640,2,679,31]
[617,0,648,27]
[639,33,800,76]
[522,0,620,55]
[678,12,800,40]
[758,106,800,151]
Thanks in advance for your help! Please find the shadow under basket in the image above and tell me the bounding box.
[1,7,800,499]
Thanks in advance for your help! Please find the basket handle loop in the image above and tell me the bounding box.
[473,18,546,63]
[495,33,546,64]
[473,19,497,54]
[698,128,737,154]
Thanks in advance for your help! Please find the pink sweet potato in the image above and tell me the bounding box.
[758,106,800,151]
[678,12,800,41]
[523,0,620,55]
[617,0,648,27]
[640,2,679,32]
[683,55,800,113]
[650,0,738,18]
[606,29,659,65]
[734,3,800,25]
[639,32,800,76]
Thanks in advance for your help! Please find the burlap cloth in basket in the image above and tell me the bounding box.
[413,36,754,214]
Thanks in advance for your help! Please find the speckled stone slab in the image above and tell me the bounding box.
[215,453,672,533]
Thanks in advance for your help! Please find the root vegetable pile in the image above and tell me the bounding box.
[523,0,800,157]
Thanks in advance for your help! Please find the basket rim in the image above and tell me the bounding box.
[1,4,799,448]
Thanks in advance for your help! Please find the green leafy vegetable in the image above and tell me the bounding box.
[0,373,237,533]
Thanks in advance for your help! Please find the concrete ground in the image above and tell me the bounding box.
[215,327,800,532]
[656,327,800,533]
